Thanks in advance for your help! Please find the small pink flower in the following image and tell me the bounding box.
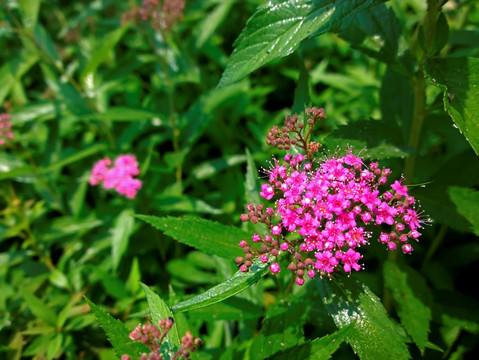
[270,262,280,274]
[252,234,261,243]
[296,277,305,286]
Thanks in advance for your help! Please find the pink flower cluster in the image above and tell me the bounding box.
[238,150,429,285]
[122,318,201,360]
[0,113,13,146]
[122,0,185,31]
[89,154,142,199]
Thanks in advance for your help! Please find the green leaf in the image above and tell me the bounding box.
[19,0,40,29]
[47,333,63,360]
[154,195,223,214]
[425,57,479,154]
[43,144,108,172]
[21,290,58,326]
[323,120,409,159]
[83,107,163,122]
[256,298,306,359]
[269,322,355,360]
[84,297,148,358]
[448,186,479,236]
[219,0,385,87]
[33,24,61,65]
[172,255,280,313]
[80,27,128,82]
[244,148,261,206]
[195,0,236,48]
[339,3,403,64]
[139,283,181,351]
[0,50,38,104]
[136,215,247,259]
[383,261,432,354]
[111,210,135,272]
[192,154,246,180]
[291,53,311,115]
[315,275,411,360]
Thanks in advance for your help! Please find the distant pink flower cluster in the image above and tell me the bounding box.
[89,154,142,199]
[236,109,430,286]
[0,113,13,146]
[122,0,185,32]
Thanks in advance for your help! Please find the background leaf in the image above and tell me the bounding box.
[270,322,355,360]
[384,261,432,353]
[315,275,411,360]
[425,57,479,154]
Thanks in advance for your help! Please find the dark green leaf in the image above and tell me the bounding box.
[291,53,311,115]
[447,186,479,236]
[384,261,432,353]
[255,298,305,359]
[21,290,57,326]
[139,283,181,351]
[425,57,479,154]
[172,255,280,313]
[339,4,403,65]
[219,0,385,87]
[315,275,411,360]
[84,297,148,358]
[269,322,355,360]
[136,215,248,259]
[154,195,223,214]
[0,50,38,104]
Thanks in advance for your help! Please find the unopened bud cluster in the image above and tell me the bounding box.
[122,318,202,360]
[0,113,13,146]
[266,107,326,158]
[238,108,430,286]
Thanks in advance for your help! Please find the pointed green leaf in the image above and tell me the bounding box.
[139,283,181,351]
[384,261,432,353]
[111,210,135,272]
[270,322,355,360]
[172,255,281,313]
[425,57,479,154]
[84,297,148,358]
[219,0,385,87]
[136,215,248,259]
[315,275,411,360]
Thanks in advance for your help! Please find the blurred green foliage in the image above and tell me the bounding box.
[1,0,479,359]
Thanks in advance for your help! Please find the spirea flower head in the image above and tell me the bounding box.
[90,154,142,199]
[236,107,430,285]
[122,317,202,360]
[0,113,14,146]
